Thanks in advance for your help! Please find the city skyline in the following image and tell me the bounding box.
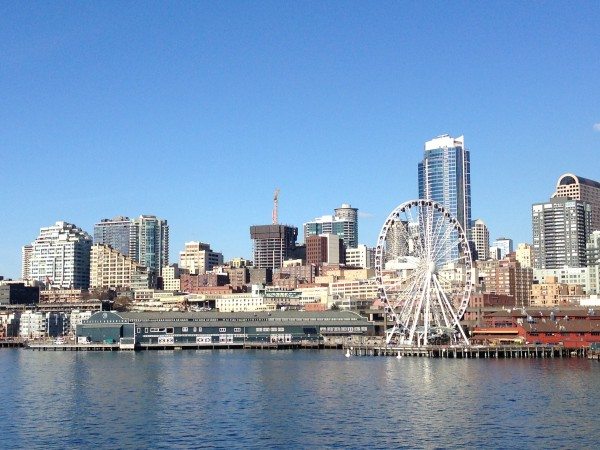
[1,3,599,277]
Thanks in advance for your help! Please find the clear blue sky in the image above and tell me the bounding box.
[1,2,599,278]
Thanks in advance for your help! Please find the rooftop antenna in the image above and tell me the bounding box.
[272,188,280,224]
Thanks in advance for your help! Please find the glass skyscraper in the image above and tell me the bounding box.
[418,134,471,262]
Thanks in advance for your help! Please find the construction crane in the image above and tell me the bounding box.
[272,188,280,224]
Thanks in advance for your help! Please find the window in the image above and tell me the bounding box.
[234,328,242,332]
[219,328,226,333]
[182,327,188,332]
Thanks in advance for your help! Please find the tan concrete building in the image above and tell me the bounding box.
[553,173,600,232]
[471,219,490,261]
[179,241,224,275]
[476,254,533,307]
[515,243,533,268]
[90,244,146,290]
[531,276,585,307]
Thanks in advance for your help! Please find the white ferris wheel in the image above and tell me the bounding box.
[374,199,473,346]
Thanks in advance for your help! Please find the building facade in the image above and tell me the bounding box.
[492,237,513,259]
[90,244,147,290]
[178,241,223,274]
[131,215,169,276]
[418,134,471,235]
[304,204,358,249]
[250,225,298,269]
[515,243,533,268]
[471,219,490,261]
[553,173,600,232]
[21,244,32,280]
[28,221,92,289]
[476,254,533,307]
[345,245,375,269]
[532,197,591,269]
[93,216,135,257]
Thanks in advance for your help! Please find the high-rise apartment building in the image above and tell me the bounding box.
[476,254,533,307]
[89,244,147,289]
[131,215,169,276]
[304,204,358,249]
[250,225,298,269]
[471,219,490,261]
[418,134,471,234]
[553,173,600,232]
[532,197,591,269]
[492,237,513,259]
[21,244,33,280]
[28,221,92,289]
[515,243,533,268]
[178,242,223,275]
[93,216,135,257]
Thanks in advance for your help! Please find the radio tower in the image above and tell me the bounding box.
[272,188,280,224]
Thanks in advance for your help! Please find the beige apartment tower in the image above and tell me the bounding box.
[553,173,600,232]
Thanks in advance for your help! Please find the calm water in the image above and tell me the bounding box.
[0,349,598,449]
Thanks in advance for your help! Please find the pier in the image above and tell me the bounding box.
[343,343,588,359]
[25,340,343,352]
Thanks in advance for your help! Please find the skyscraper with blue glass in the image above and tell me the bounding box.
[418,135,472,264]
[418,134,471,234]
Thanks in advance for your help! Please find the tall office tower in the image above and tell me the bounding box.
[492,237,513,259]
[93,216,135,256]
[21,244,33,280]
[515,243,533,268]
[553,173,600,232]
[131,215,169,276]
[29,221,92,289]
[178,241,224,275]
[419,135,471,263]
[419,134,471,234]
[304,204,358,249]
[471,219,490,261]
[250,225,298,269]
[532,197,591,269]
[89,244,146,289]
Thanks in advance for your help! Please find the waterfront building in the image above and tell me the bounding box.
[532,197,591,269]
[18,311,68,339]
[178,241,223,275]
[21,244,32,280]
[303,204,358,249]
[90,244,147,290]
[345,245,375,269]
[492,237,513,259]
[515,243,534,268]
[471,219,490,261]
[131,215,169,276]
[69,310,93,334]
[29,221,92,289]
[76,310,374,347]
[0,312,20,338]
[250,225,298,269]
[553,173,600,232]
[93,216,135,257]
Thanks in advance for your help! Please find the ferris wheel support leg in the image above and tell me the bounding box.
[432,275,470,345]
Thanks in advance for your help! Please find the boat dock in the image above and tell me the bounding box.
[344,343,589,359]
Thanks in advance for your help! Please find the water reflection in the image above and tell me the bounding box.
[0,350,598,449]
